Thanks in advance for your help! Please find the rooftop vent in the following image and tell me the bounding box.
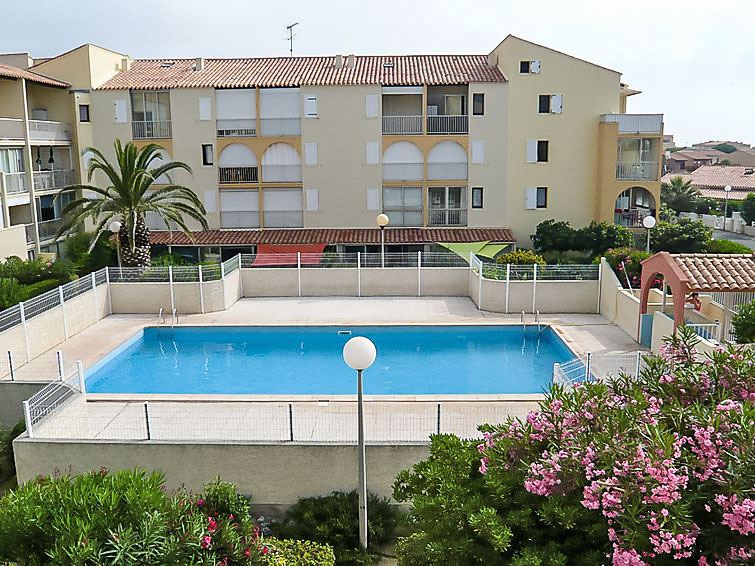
[195,57,205,71]
[335,54,343,69]
[383,61,394,68]
[121,58,130,72]
[347,54,355,69]
[161,61,175,68]
[745,167,754,175]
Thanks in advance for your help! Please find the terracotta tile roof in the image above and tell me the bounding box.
[672,253,755,292]
[666,149,724,161]
[149,228,515,246]
[0,61,69,88]
[662,166,755,192]
[97,55,505,90]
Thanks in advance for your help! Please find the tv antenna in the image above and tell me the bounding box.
[286,22,299,57]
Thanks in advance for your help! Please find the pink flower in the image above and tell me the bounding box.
[196,499,204,506]
[201,535,211,548]
[207,517,217,534]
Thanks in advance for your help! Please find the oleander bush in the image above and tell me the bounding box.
[707,239,753,254]
[731,299,755,343]
[494,249,546,266]
[0,469,335,566]
[601,247,653,289]
[395,327,755,565]
[533,220,633,258]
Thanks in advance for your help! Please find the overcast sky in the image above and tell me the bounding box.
[4,0,753,147]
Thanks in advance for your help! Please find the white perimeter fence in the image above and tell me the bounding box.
[553,351,647,386]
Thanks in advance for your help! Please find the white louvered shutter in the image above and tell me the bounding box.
[365,94,379,118]
[551,94,563,114]
[306,189,319,211]
[366,141,379,164]
[114,100,127,123]
[305,95,318,118]
[199,97,212,120]
[525,140,538,163]
[525,187,538,210]
[471,141,484,164]
[366,188,380,211]
[203,190,217,213]
[305,142,318,165]
[530,60,541,73]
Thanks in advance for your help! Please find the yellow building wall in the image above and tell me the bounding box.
[0,80,24,119]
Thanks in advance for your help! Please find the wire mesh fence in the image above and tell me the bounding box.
[553,351,646,386]
[482,263,599,281]
[240,252,469,269]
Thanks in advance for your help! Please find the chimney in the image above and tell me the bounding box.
[195,57,205,71]
[335,54,343,69]
[121,58,130,72]
[347,54,355,69]
[487,52,498,67]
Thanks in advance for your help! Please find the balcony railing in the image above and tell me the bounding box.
[259,118,301,137]
[428,208,467,227]
[33,169,76,191]
[382,115,423,135]
[263,210,303,228]
[0,118,25,140]
[382,208,423,227]
[2,172,29,194]
[382,163,423,181]
[37,218,64,240]
[427,162,468,180]
[261,164,302,183]
[220,211,260,229]
[219,166,259,184]
[615,208,652,228]
[601,114,663,134]
[29,120,72,142]
[616,161,659,181]
[217,119,256,137]
[427,115,468,134]
[24,224,36,244]
[132,120,172,139]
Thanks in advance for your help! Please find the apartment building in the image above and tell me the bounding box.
[0,36,664,260]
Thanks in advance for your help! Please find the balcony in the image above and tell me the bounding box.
[428,208,467,227]
[382,163,423,181]
[601,114,663,134]
[616,161,659,181]
[217,119,256,137]
[2,172,29,194]
[24,223,35,244]
[263,210,303,228]
[259,118,301,137]
[220,211,260,229]
[37,218,64,240]
[427,115,468,135]
[261,164,302,183]
[427,162,467,181]
[615,208,652,229]
[29,120,72,142]
[382,208,423,227]
[33,169,76,191]
[219,166,258,184]
[382,115,422,135]
[132,120,172,139]
[0,118,24,141]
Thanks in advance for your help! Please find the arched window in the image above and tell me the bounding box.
[382,141,423,181]
[218,144,258,183]
[614,187,656,228]
[427,141,467,180]
[261,142,302,182]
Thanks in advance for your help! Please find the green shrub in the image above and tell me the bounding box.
[268,539,336,566]
[531,219,575,252]
[540,249,594,264]
[574,221,634,256]
[0,278,27,311]
[742,193,755,225]
[67,231,117,273]
[602,247,651,289]
[0,419,24,479]
[23,278,61,298]
[696,197,721,215]
[272,490,400,566]
[494,249,546,265]
[731,299,755,343]
[650,219,711,253]
[707,239,753,254]
[151,253,193,266]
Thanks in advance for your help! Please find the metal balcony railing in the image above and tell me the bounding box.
[601,114,663,134]
[382,208,423,227]
[24,224,36,244]
[219,166,258,184]
[259,118,301,137]
[2,172,29,194]
[261,164,302,183]
[382,115,423,135]
[263,210,303,228]
[32,169,76,191]
[616,161,659,181]
[427,115,468,134]
[427,208,468,227]
[217,119,256,137]
[37,218,64,240]
[132,120,172,139]
[427,162,468,180]
[220,211,260,229]
[29,120,72,142]
[615,208,652,228]
[0,118,25,140]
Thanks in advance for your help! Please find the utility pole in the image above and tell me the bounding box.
[286,22,299,57]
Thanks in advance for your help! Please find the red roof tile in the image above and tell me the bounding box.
[0,61,69,88]
[662,166,755,191]
[149,228,515,246]
[97,55,505,90]
[673,253,755,292]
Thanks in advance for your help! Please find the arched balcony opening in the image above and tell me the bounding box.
[614,186,656,228]
[427,141,467,180]
[382,141,423,181]
[218,144,258,184]
[261,142,302,182]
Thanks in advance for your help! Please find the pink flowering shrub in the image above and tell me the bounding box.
[480,326,754,565]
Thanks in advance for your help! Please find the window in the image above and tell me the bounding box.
[131,91,171,122]
[382,186,422,226]
[428,186,467,226]
[538,94,563,114]
[537,140,549,162]
[537,187,548,208]
[520,60,541,74]
[78,104,90,122]
[472,93,485,116]
[520,60,530,73]
[472,187,483,209]
[201,144,214,166]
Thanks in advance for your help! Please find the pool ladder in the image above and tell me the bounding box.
[521,310,543,334]
[157,308,166,325]
[171,308,179,328]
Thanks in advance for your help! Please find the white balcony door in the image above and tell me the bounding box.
[261,143,302,182]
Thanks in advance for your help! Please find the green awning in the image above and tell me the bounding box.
[478,243,510,259]
[438,242,510,262]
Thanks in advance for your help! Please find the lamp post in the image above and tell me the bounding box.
[642,215,656,254]
[723,185,732,231]
[109,220,122,268]
[342,336,377,549]
[376,213,389,268]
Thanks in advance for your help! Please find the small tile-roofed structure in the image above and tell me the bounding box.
[639,252,755,333]
[0,61,69,88]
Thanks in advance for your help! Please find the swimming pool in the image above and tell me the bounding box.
[85,325,576,395]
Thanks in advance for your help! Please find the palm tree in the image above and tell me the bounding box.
[56,140,207,267]
[660,176,700,214]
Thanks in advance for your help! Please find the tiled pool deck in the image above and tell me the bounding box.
[18,297,644,441]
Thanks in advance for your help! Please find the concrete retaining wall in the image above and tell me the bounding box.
[14,437,428,505]
[0,382,47,428]
[110,279,229,315]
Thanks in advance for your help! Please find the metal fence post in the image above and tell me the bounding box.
[297,252,302,297]
[168,266,175,313]
[58,286,68,339]
[198,265,205,314]
[105,267,113,315]
[635,351,642,378]
[532,263,538,314]
[56,350,64,381]
[478,257,483,309]
[91,271,98,320]
[436,402,441,435]
[7,351,15,381]
[144,401,151,440]
[357,252,361,297]
[221,258,227,310]
[288,402,294,441]
[77,360,86,396]
[23,400,33,438]
[505,263,511,314]
[19,302,30,362]
[417,251,422,297]
[585,352,592,382]
[596,260,603,314]
[237,253,243,299]
[553,362,560,384]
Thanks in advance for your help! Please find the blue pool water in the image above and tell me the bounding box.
[85,326,576,395]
